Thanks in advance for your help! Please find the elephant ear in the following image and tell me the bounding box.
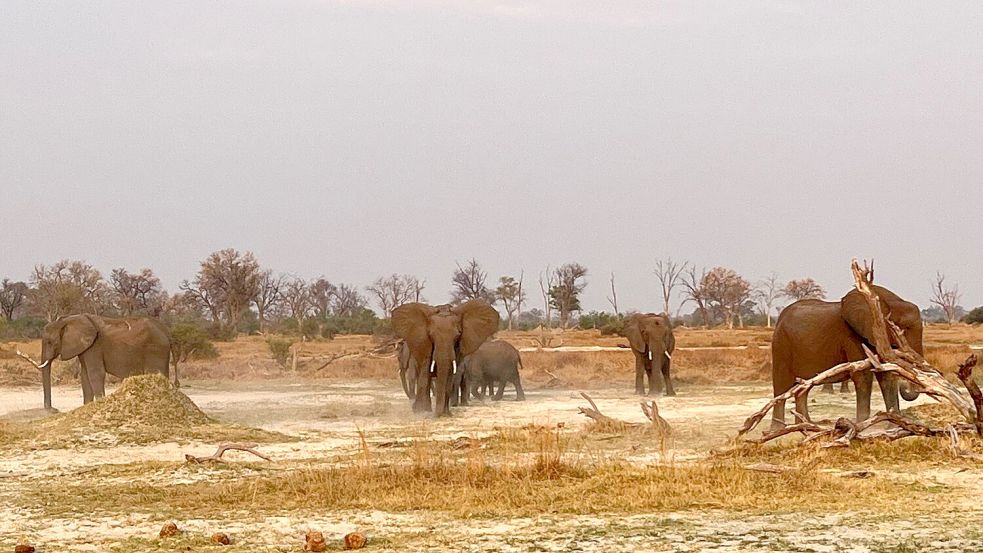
[60,316,98,360]
[391,303,435,354]
[454,300,500,356]
[841,285,895,344]
[621,315,645,353]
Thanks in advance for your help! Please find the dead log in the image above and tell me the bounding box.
[947,425,983,461]
[641,400,672,436]
[577,393,642,429]
[185,443,271,464]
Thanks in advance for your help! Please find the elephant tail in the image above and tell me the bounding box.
[517,354,524,371]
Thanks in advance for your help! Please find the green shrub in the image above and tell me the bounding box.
[170,323,219,365]
[0,317,46,340]
[266,336,295,368]
[963,307,983,325]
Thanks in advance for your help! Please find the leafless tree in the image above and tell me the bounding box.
[783,278,826,301]
[496,272,525,330]
[450,258,495,304]
[110,268,164,317]
[538,266,556,329]
[366,274,417,318]
[702,267,752,329]
[309,277,337,319]
[0,279,29,320]
[409,276,426,303]
[606,272,619,316]
[931,272,961,326]
[550,263,588,329]
[181,249,261,334]
[254,270,285,332]
[282,278,312,322]
[654,258,688,316]
[31,260,109,321]
[331,283,368,317]
[681,266,710,328]
[753,272,782,328]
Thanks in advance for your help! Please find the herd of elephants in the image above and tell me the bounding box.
[24,282,924,427]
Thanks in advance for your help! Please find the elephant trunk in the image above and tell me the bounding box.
[648,340,667,372]
[433,348,455,417]
[39,342,53,410]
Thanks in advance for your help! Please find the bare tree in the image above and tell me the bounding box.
[0,279,28,320]
[409,276,426,303]
[783,278,826,301]
[606,272,619,316]
[753,272,782,328]
[931,272,961,326]
[31,260,109,321]
[110,268,164,317]
[254,270,285,332]
[654,258,688,316]
[366,274,417,318]
[496,272,525,330]
[450,258,495,304]
[702,267,752,329]
[550,263,588,329]
[282,278,312,322]
[538,266,556,329]
[181,249,261,334]
[309,277,337,319]
[681,266,710,328]
[331,283,368,317]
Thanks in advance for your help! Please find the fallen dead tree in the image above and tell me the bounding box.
[185,443,271,464]
[577,392,671,436]
[738,259,983,452]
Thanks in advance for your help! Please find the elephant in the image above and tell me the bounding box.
[391,300,499,416]
[621,313,676,396]
[770,284,923,430]
[397,341,418,400]
[37,314,171,409]
[454,340,525,402]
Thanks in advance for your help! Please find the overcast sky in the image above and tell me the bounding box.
[2,1,981,314]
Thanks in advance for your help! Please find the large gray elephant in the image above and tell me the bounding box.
[621,313,676,396]
[391,301,499,416]
[454,340,525,402]
[770,283,923,429]
[37,314,171,409]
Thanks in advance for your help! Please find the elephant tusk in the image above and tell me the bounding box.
[15,349,47,370]
[665,351,672,360]
[38,359,51,370]
[647,351,653,361]
[430,359,436,376]
[452,359,458,374]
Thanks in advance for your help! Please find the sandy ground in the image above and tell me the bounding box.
[2,379,981,552]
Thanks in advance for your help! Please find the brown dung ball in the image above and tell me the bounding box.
[14,545,36,553]
[305,530,327,552]
[210,532,231,545]
[343,532,367,550]
[159,522,179,538]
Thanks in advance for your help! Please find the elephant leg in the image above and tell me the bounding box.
[412,367,431,413]
[821,383,834,393]
[840,380,850,393]
[794,391,811,424]
[493,379,505,401]
[853,371,874,422]
[661,361,675,397]
[78,358,95,404]
[457,370,468,407]
[84,355,107,400]
[770,397,787,430]
[513,376,525,401]
[875,372,900,414]
[634,357,645,395]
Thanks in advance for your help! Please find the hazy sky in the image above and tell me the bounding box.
[2,1,982,314]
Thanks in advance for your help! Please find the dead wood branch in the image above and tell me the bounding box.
[641,400,672,436]
[577,393,671,436]
[744,463,793,474]
[956,354,983,435]
[185,443,271,464]
[577,393,641,429]
[947,425,983,461]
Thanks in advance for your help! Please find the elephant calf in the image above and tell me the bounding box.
[459,340,525,401]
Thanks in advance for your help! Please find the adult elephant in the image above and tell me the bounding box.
[37,314,171,409]
[391,301,499,416]
[455,340,525,402]
[621,313,676,396]
[770,284,923,429]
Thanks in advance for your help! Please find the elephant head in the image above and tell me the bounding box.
[622,313,674,370]
[841,285,924,401]
[38,315,99,409]
[391,300,499,416]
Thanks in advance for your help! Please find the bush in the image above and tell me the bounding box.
[963,307,983,325]
[0,317,46,340]
[170,322,219,364]
[266,336,295,368]
[578,311,623,334]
